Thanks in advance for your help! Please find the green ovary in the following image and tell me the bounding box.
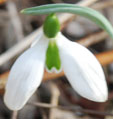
[43,13,60,38]
[46,40,61,71]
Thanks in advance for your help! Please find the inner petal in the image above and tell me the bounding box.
[45,39,62,73]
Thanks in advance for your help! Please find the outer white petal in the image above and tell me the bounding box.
[4,35,49,110]
[57,32,108,102]
[31,30,43,47]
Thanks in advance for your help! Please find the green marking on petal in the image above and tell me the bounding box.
[46,39,61,71]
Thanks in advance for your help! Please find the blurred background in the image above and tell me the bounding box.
[1,0,113,119]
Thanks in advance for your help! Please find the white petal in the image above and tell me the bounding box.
[31,30,43,47]
[4,35,49,110]
[45,66,62,74]
[57,33,108,102]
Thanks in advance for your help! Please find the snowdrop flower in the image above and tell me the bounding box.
[4,14,108,110]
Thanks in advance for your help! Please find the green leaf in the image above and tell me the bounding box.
[46,40,61,71]
[21,4,113,39]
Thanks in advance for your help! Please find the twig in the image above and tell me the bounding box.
[0,11,9,27]
[0,11,9,18]
[78,0,98,7]
[0,0,98,67]
[0,28,42,66]
[0,72,9,90]
[11,111,18,119]
[0,0,6,4]
[59,0,99,26]
[51,0,63,3]
[49,83,60,119]
[78,31,108,47]
[6,1,24,42]
[92,0,113,10]
[29,102,113,116]
[95,50,113,66]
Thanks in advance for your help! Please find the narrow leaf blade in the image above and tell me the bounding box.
[21,4,113,39]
